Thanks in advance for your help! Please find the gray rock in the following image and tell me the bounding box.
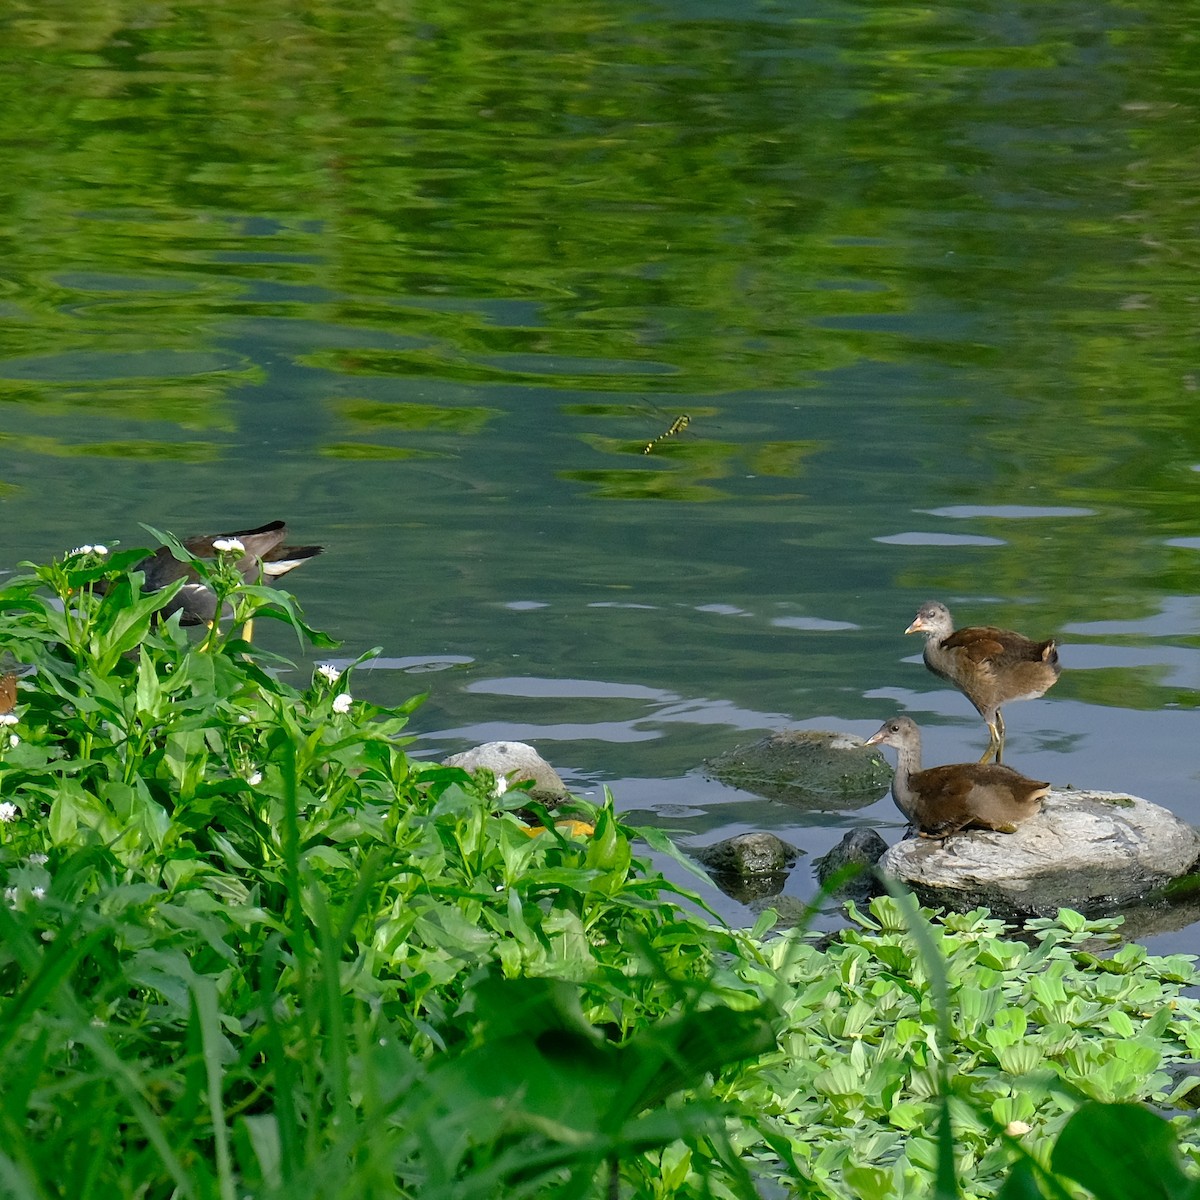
[881,789,1200,919]
[703,730,892,809]
[443,741,568,807]
[692,831,800,877]
[691,832,801,905]
[815,829,888,900]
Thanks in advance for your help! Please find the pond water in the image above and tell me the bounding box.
[2,0,1199,952]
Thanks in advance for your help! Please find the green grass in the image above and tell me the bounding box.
[1,540,1198,1198]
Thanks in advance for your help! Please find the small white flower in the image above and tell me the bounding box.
[212,537,245,553]
[237,714,251,725]
[492,775,509,798]
[0,802,19,823]
[247,771,264,787]
[69,544,93,556]
[331,692,352,714]
[30,886,45,901]
[93,544,109,556]
[0,714,16,726]
[7,735,18,748]
[317,663,341,684]
[3,887,16,905]
[28,853,48,866]
[1005,1121,1032,1137]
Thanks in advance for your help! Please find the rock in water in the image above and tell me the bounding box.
[704,730,892,808]
[691,832,801,905]
[692,832,800,878]
[815,829,888,900]
[443,741,568,807]
[881,789,1200,918]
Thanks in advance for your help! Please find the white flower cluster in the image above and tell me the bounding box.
[211,537,245,553]
[0,713,16,727]
[316,663,341,684]
[68,543,109,557]
[332,692,353,714]
[0,801,19,822]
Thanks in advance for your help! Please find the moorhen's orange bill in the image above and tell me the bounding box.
[905,600,1060,759]
[134,520,323,626]
[865,715,1049,839]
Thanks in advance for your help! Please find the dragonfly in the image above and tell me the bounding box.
[642,412,691,454]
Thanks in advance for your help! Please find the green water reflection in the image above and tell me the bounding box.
[3,0,1200,942]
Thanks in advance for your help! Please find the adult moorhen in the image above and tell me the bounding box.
[905,600,1060,761]
[865,715,1049,839]
[134,520,323,634]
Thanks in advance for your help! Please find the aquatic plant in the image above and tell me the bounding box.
[0,544,1197,1198]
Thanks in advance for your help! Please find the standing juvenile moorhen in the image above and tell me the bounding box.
[134,520,323,631]
[905,600,1060,761]
[865,715,1049,839]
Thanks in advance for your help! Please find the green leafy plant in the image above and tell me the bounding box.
[1,543,1198,1199]
[0,543,779,1198]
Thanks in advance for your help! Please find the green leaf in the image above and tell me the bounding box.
[1050,1101,1200,1200]
[995,1158,1048,1200]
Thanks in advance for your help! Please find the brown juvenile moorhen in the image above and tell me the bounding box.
[865,715,1049,839]
[135,520,323,631]
[905,600,1060,761]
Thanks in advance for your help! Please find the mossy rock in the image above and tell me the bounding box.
[704,730,892,809]
[692,831,799,878]
[814,829,888,902]
[691,832,800,904]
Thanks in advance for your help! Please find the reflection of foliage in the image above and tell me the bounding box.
[0,0,894,415]
[0,432,220,461]
[318,442,448,460]
[567,398,821,494]
[747,440,822,477]
[333,398,501,433]
[2,0,1200,628]
[1052,664,1200,713]
[0,379,238,431]
[558,467,730,502]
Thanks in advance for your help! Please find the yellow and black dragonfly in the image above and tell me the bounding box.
[642,412,691,454]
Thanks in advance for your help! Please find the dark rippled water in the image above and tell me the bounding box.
[2,0,1198,950]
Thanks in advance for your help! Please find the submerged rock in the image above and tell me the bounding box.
[691,832,801,905]
[443,740,568,807]
[882,788,1200,919]
[703,730,892,808]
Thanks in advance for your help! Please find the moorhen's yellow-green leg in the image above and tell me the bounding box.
[978,719,1004,764]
